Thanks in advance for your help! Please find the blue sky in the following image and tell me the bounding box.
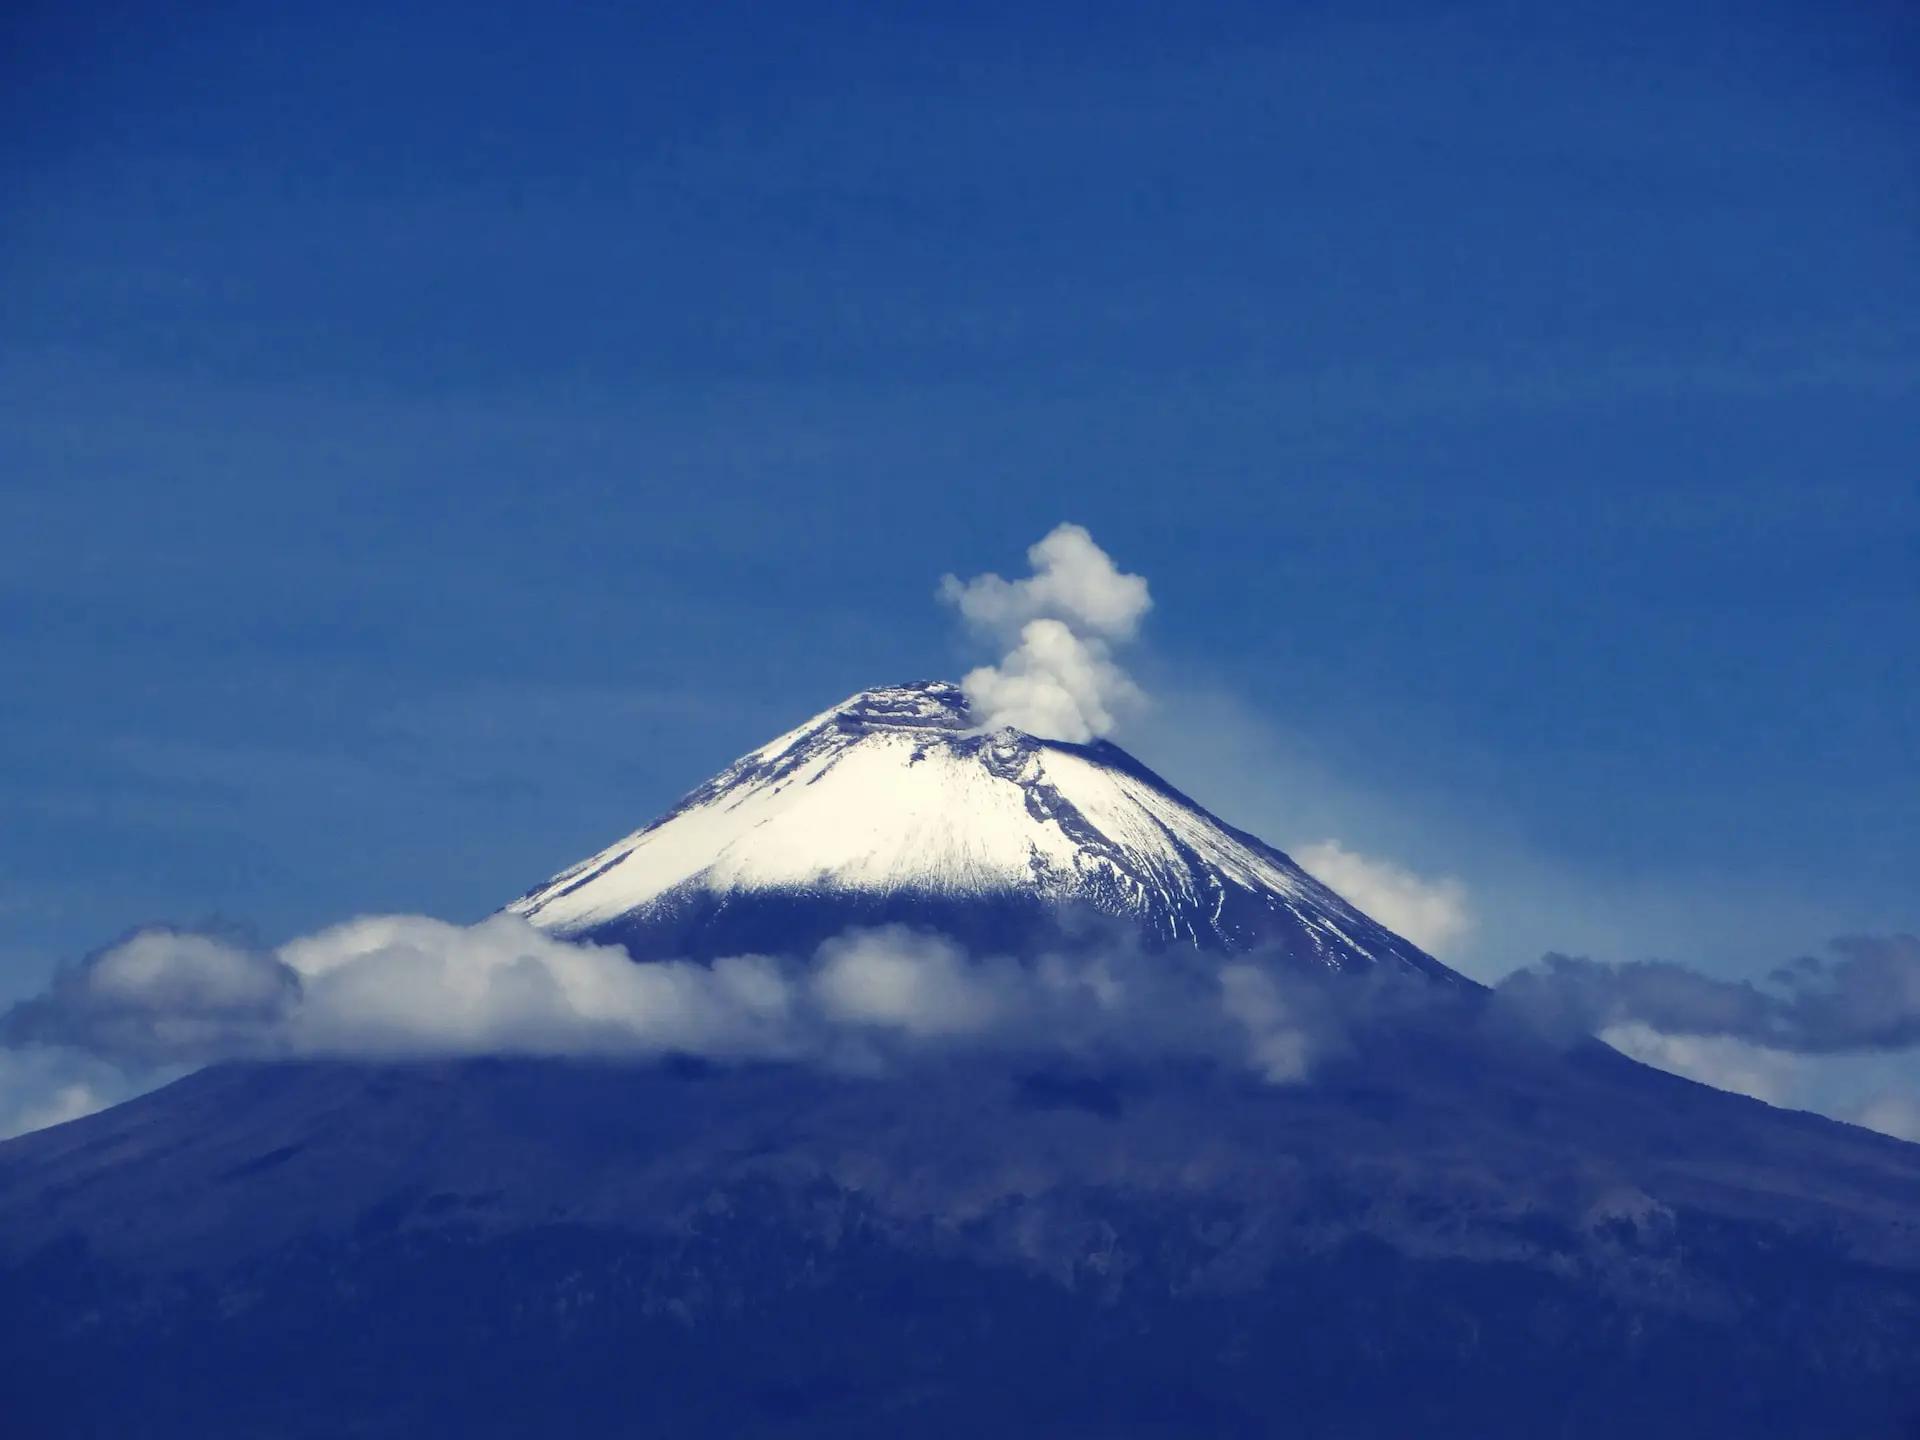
[2,0,1914,1062]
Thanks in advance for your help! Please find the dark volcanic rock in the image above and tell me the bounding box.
[4,1020,1919,1438]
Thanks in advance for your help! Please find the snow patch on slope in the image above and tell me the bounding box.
[506,684,1455,980]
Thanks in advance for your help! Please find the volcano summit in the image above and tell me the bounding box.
[507,680,1454,978]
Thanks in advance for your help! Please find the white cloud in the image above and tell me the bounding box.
[11,1082,109,1134]
[283,914,802,1059]
[0,1046,161,1140]
[940,525,1152,742]
[1849,1092,1920,1143]
[1597,1022,1801,1104]
[1,918,1339,1096]
[15,916,1920,1146]
[939,523,1151,642]
[1293,840,1473,955]
[811,928,1004,1036]
[86,929,288,1009]
[1,928,299,1066]
[29,906,1913,1143]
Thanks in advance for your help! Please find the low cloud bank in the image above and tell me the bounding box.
[1493,935,1920,1055]
[8,918,1920,1145]
[940,524,1150,742]
[1493,935,1920,1140]
[7,928,302,1067]
[1,915,1346,1091]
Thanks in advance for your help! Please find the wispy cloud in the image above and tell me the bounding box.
[1123,682,1890,987]
[1849,1092,1920,1144]
[0,1045,163,1140]
[1595,1022,1801,1105]
[1293,840,1473,956]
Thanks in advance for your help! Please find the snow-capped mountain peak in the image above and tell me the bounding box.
[506,681,1456,978]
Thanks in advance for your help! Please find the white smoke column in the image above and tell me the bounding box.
[939,523,1151,742]
[956,618,1143,743]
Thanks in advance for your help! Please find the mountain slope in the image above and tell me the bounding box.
[507,681,1455,978]
[5,681,1919,1437]
[4,1032,1920,1438]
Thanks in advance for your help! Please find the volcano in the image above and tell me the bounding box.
[506,680,1454,977]
[3,685,1919,1439]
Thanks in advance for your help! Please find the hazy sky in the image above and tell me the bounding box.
[2,0,1915,1027]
